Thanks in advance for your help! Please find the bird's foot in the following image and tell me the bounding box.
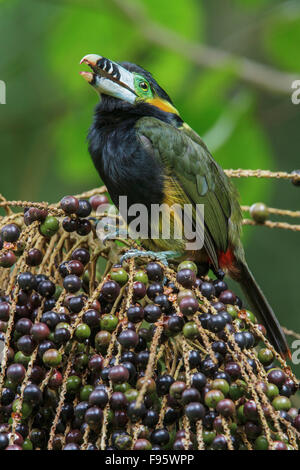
[120,249,182,266]
[102,228,129,245]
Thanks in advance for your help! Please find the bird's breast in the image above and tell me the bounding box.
[90,124,165,212]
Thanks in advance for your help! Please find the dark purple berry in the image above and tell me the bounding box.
[146,262,163,282]
[219,290,236,305]
[7,363,26,384]
[200,282,215,299]
[101,281,120,302]
[63,275,82,294]
[76,200,92,218]
[38,280,56,298]
[144,304,161,323]
[71,248,90,265]
[83,309,100,328]
[176,269,196,288]
[17,272,36,292]
[76,219,92,236]
[179,296,199,316]
[118,329,139,349]
[62,217,78,233]
[127,305,144,323]
[147,283,164,300]
[185,402,205,422]
[1,224,20,243]
[132,282,146,300]
[60,196,79,215]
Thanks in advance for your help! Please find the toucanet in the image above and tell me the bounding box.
[80,54,289,359]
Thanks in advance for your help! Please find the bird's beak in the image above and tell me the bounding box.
[80,54,137,104]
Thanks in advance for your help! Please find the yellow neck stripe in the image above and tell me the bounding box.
[147,97,179,115]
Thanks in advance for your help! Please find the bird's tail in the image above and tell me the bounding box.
[236,261,290,359]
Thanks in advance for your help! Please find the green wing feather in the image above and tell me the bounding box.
[135,117,242,269]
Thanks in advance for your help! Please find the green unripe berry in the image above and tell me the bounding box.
[43,349,62,367]
[183,321,199,339]
[227,305,238,319]
[211,379,230,396]
[66,375,81,392]
[258,348,274,365]
[75,323,91,341]
[204,389,224,408]
[266,383,279,400]
[229,380,247,400]
[230,422,237,434]
[134,270,148,285]
[14,351,31,365]
[100,313,118,332]
[250,202,268,224]
[272,396,291,411]
[110,267,129,285]
[22,438,33,450]
[178,260,198,274]
[48,332,55,342]
[12,399,32,419]
[237,405,246,424]
[107,409,114,424]
[244,310,257,323]
[40,216,59,237]
[114,382,130,393]
[80,385,93,401]
[125,389,139,402]
[202,430,216,445]
[254,435,269,450]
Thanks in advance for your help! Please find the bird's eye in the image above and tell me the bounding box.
[139,81,149,91]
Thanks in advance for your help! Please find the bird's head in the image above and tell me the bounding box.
[80,54,179,116]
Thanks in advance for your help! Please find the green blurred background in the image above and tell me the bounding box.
[0,0,300,359]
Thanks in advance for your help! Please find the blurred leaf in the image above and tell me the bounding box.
[45,4,141,94]
[263,13,300,72]
[232,0,275,8]
[143,49,195,97]
[135,0,203,96]
[143,0,203,39]
[179,66,238,133]
[203,91,253,152]
[53,108,98,184]
[214,112,274,207]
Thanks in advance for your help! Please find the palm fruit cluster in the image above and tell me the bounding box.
[0,188,299,451]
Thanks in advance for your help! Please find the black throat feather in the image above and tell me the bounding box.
[87,94,182,216]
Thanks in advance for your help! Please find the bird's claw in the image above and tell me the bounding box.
[120,249,181,266]
[120,249,160,264]
[102,228,129,245]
